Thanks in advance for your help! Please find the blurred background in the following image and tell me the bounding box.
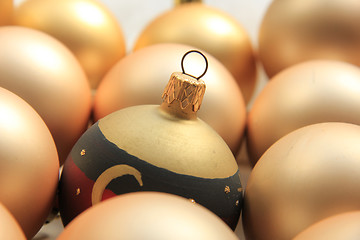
[14,0,271,102]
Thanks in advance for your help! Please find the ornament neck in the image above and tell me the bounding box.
[175,0,202,6]
[160,100,197,120]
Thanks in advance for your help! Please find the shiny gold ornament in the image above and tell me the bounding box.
[0,0,13,25]
[94,43,246,155]
[243,122,360,240]
[14,0,126,89]
[133,2,257,103]
[0,87,59,239]
[293,211,360,240]
[0,26,92,165]
[247,60,360,166]
[0,203,26,240]
[58,192,239,240]
[59,51,243,229]
[259,0,360,78]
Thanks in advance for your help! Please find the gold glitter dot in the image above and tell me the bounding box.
[80,149,86,156]
[237,187,243,192]
[224,186,231,194]
[76,188,81,195]
[189,198,196,203]
[235,200,239,206]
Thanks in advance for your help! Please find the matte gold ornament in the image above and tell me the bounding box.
[293,211,360,240]
[0,26,92,165]
[58,192,239,240]
[14,0,126,89]
[243,122,360,240]
[0,0,13,25]
[0,87,59,239]
[133,2,257,103]
[247,60,360,166]
[59,51,243,229]
[0,203,26,240]
[259,0,360,78]
[94,43,246,155]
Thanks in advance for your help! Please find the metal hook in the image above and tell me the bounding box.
[181,50,208,80]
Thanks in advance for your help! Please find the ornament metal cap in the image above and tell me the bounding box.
[161,50,207,119]
[175,0,202,5]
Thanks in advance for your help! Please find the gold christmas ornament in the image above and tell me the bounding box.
[94,43,246,155]
[0,203,26,240]
[0,26,92,165]
[0,0,13,25]
[133,2,257,103]
[259,0,360,78]
[14,0,126,89]
[293,211,360,240]
[58,192,239,240]
[247,60,360,166]
[59,51,243,229]
[294,211,360,240]
[243,122,360,240]
[0,87,59,239]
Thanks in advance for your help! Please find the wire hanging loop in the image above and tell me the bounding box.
[181,50,208,80]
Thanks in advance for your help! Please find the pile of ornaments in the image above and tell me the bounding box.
[0,0,360,239]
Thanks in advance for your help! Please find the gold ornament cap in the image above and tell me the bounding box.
[161,50,207,119]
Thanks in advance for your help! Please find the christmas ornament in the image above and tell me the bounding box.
[14,0,126,89]
[94,43,246,155]
[293,211,360,240]
[0,26,92,165]
[58,192,239,240]
[259,0,360,78]
[247,60,360,166]
[243,122,360,240]
[0,0,13,25]
[0,203,26,240]
[0,87,59,239]
[59,50,243,229]
[133,1,257,103]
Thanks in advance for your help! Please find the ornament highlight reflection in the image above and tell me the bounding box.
[14,0,126,89]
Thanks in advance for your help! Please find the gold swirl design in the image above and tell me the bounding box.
[91,164,143,205]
